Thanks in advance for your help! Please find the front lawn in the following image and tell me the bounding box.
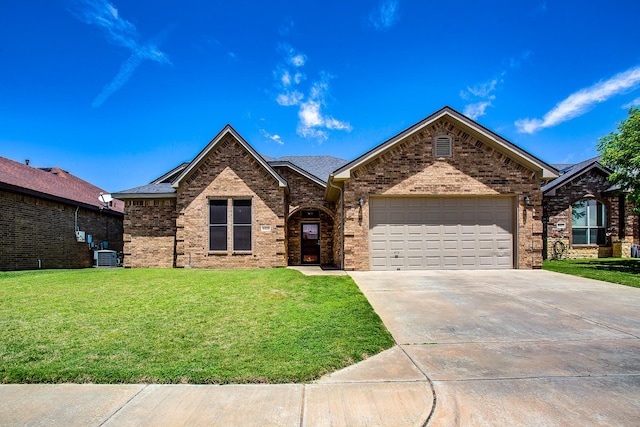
[543,258,640,288]
[0,268,394,384]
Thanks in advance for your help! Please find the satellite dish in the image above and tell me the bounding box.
[99,193,113,204]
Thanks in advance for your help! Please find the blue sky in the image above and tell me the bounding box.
[2,0,640,192]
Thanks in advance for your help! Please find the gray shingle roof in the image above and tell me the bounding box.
[266,155,349,182]
[542,155,608,194]
[112,183,176,198]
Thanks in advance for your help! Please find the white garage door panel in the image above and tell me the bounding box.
[370,197,514,270]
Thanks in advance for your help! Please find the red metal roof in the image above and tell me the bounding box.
[0,156,124,213]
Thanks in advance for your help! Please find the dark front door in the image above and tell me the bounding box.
[301,223,320,264]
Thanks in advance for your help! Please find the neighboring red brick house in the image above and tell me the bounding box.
[543,157,639,259]
[0,156,124,270]
[114,106,559,270]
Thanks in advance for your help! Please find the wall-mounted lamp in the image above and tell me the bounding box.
[523,196,531,206]
[358,197,365,207]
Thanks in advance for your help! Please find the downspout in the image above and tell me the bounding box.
[328,178,344,269]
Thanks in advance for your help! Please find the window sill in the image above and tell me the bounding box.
[207,251,253,256]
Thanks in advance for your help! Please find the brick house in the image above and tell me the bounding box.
[543,156,639,259]
[0,156,124,270]
[114,106,559,270]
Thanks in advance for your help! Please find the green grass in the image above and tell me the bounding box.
[543,258,640,288]
[0,268,394,384]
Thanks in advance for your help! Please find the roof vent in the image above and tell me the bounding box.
[434,135,452,157]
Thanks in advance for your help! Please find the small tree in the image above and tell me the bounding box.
[598,107,640,214]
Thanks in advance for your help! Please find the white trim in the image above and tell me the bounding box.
[333,107,558,180]
[172,125,288,189]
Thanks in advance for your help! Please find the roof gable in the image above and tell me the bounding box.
[267,155,349,186]
[151,162,189,184]
[0,156,124,213]
[331,106,558,181]
[269,161,326,187]
[172,125,288,190]
[542,156,611,195]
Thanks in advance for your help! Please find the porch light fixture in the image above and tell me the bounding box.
[523,196,531,206]
[358,197,365,207]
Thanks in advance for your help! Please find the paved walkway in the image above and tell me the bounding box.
[0,346,433,426]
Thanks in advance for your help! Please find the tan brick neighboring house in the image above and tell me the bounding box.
[114,106,559,270]
[543,156,640,259]
[0,156,124,270]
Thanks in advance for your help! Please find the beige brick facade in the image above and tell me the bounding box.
[122,198,176,268]
[336,118,543,270]
[117,108,561,271]
[543,167,638,259]
[273,166,337,266]
[175,135,287,269]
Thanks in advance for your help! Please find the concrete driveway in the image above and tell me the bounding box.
[349,269,640,426]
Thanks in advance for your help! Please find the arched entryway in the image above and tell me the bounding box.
[286,206,336,266]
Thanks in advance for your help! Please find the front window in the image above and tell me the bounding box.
[572,199,606,245]
[209,200,227,251]
[209,198,252,251]
[233,200,252,251]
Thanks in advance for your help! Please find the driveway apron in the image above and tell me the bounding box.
[349,269,640,426]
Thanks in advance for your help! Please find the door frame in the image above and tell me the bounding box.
[301,222,321,264]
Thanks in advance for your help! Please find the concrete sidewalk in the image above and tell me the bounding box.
[0,346,433,426]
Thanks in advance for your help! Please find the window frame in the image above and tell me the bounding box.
[209,199,228,251]
[571,199,606,246]
[208,198,253,253]
[232,199,252,252]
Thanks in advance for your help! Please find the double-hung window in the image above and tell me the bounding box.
[233,200,252,251]
[209,199,252,251]
[209,200,227,251]
[571,199,606,245]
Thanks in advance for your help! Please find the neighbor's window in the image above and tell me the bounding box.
[572,199,606,245]
[233,199,252,251]
[209,200,227,251]
[434,135,452,157]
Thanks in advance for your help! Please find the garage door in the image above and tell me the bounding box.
[370,197,514,270]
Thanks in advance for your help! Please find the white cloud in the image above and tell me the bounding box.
[290,54,306,67]
[279,43,306,68]
[281,70,291,86]
[295,77,352,140]
[460,77,499,119]
[69,0,171,107]
[623,97,640,109]
[369,0,400,31]
[467,79,498,99]
[460,51,532,120]
[276,91,304,106]
[299,100,324,128]
[272,46,351,141]
[261,129,284,145]
[463,101,493,120]
[516,64,640,134]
